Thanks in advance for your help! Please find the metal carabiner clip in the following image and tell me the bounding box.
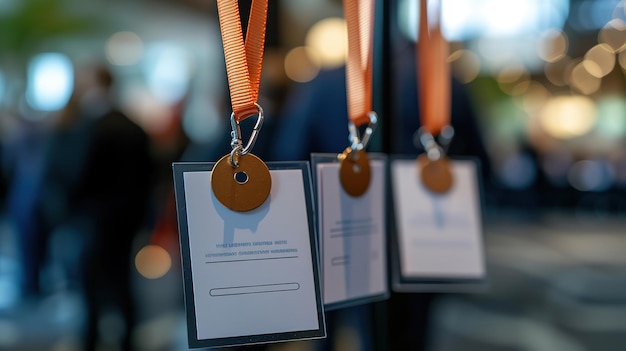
[348,111,378,152]
[415,124,455,161]
[229,103,264,167]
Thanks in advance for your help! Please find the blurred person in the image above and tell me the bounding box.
[70,64,154,351]
[2,114,52,299]
[38,82,95,292]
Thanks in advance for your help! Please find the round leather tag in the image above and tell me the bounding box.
[339,149,371,197]
[418,154,453,193]
[211,153,271,212]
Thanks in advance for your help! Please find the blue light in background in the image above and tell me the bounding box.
[26,53,74,111]
[144,44,191,104]
[572,0,622,31]
[398,0,570,41]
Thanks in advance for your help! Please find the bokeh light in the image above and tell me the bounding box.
[540,95,596,139]
[305,18,347,69]
[144,44,191,104]
[619,51,626,69]
[545,56,571,87]
[449,49,481,84]
[596,96,626,138]
[568,160,614,192]
[498,152,537,189]
[398,0,568,41]
[26,53,74,112]
[570,62,601,95]
[106,31,144,66]
[135,245,172,280]
[497,63,529,95]
[538,29,568,63]
[598,19,626,53]
[583,44,615,78]
[284,46,321,83]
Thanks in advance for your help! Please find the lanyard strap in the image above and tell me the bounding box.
[344,0,374,128]
[217,0,268,122]
[417,0,450,136]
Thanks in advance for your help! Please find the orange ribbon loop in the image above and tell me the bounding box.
[344,0,375,127]
[417,0,450,136]
[217,0,268,122]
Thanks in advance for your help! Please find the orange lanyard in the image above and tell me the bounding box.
[417,0,450,136]
[217,0,268,122]
[344,0,375,129]
[339,0,377,198]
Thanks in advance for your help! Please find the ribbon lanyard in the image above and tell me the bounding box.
[211,0,271,212]
[416,0,454,193]
[339,0,378,197]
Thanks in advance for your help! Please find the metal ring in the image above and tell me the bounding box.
[229,145,242,168]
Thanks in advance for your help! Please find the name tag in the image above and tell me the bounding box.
[173,162,326,348]
[390,157,486,292]
[313,154,389,309]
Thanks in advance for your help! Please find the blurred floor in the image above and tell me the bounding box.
[0,211,626,350]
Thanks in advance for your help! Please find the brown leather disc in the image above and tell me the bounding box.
[211,153,271,212]
[418,154,453,193]
[339,148,371,197]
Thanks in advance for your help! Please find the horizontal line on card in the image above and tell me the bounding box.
[205,256,299,264]
[210,282,300,297]
[330,231,374,238]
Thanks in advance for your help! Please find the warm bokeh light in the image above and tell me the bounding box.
[449,49,481,83]
[544,56,571,87]
[497,63,529,96]
[106,31,144,66]
[598,19,626,53]
[26,53,74,112]
[135,245,172,279]
[497,64,527,84]
[583,44,615,78]
[619,51,626,70]
[570,62,601,95]
[538,29,568,63]
[305,18,347,69]
[540,95,596,139]
[563,57,582,85]
[284,46,321,83]
[510,80,531,96]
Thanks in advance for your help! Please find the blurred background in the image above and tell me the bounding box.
[0,0,626,350]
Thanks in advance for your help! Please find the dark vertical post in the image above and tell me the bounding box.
[371,0,391,350]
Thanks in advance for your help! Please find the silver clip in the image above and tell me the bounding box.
[229,103,264,167]
[348,111,378,152]
[414,125,455,161]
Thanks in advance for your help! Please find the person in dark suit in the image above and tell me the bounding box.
[73,65,154,351]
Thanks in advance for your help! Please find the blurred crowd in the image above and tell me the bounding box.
[0,62,189,350]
